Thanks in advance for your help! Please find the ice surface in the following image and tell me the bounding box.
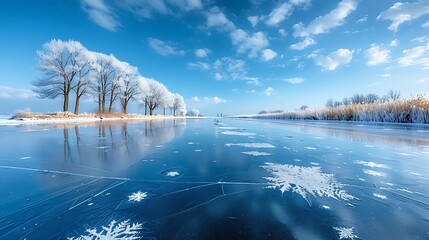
[363,169,387,177]
[354,160,389,169]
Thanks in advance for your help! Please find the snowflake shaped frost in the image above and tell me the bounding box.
[262,163,355,204]
[166,171,180,177]
[128,191,148,202]
[68,219,142,240]
[333,227,358,239]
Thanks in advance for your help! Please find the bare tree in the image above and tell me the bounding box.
[325,98,334,108]
[33,39,86,112]
[300,105,309,110]
[384,90,401,101]
[350,94,366,104]
[365,93,379,103]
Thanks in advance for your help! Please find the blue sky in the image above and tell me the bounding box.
[0,0,429,116]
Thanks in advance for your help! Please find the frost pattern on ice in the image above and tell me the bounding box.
[221,131,256,136]
[68,219,142,240]
[225,143,275,148]
[373,193,387,199]
[333,227,358,240]
[218,126,245,130]
[242,151,272,156]
[128,191,148,202]
[166,171,180,177]
[262,163,355,204]
[363,169,387,177]
[305,147,317,150]
[355,160,389,169]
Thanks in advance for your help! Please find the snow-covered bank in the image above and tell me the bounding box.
[0,114,194,126]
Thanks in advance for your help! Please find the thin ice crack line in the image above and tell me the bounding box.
[151,188,256,222]
[0,166,269,186]
[69,180,128,210]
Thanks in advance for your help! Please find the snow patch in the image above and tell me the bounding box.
[128,191,148,202]
[363,169,387,177]
[305,147,317,150]
[333,227,358,239]
[373,193,387,199]
[262,163,355,204]
[225,143,275,148]
[218,126,245,130]
[19,156,31,160]
[166,171,180,177]
[242,151,271,156]
[354,160,389,169]
[221,131,256,136]
[68,219,142,240]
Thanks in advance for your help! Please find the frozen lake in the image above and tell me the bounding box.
[1,118,429,239]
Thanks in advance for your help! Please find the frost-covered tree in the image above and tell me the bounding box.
[89,52,116,113]
[33,39,88,112]
[72,48,94,114]
[161,91,174,115]
[172,93,186,116]
[300,105,309,110]
[187,109,200,116]
[145,79,169,116]
[115,60,139,114]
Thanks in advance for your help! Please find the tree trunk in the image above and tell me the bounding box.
[74,95,80,115]
[173,109,176,116]
[122,100,127,114]
[149,107,154,116]
[63,94,69,112]
[163,108,166,116]
[144,100,147,116]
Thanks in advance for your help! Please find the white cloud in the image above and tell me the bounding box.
[417,77,429,83]
[214,72,223,80]
[167,0,202,11]
[248,16,260,27]
[206,7,235,31]
[263,87,274,96]
[247,89,256,94]
[378,1,429,32]
[204,96,227,104]
[243,76,261,86]
[266,0,311,26]
[195,48,211,58]
[187,62,210,70]
[284,77,304,84]
[0,86,36,99]
[290,37,316,50]
[390,39,398,46]
[397,42,429,69]
[261,49,278,62]
[230,29,269,58]
[148,38,185,56]
[380,73,391,78]
[116,0,170,19]
[357,15,368,23]
[412,36,428,43]
[192,96,200,102]
[278,29,287,37]
[309,48,354,71]
[81,0,120,31]
[423,20,429,28]
[365,44,390,66]
[293,0,357,37]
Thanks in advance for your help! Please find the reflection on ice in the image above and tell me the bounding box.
[262,163,355,204]
[68,219,143,240]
